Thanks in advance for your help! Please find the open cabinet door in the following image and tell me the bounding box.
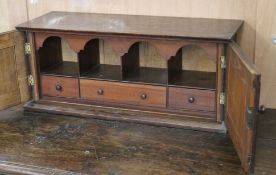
[225,41,261,173]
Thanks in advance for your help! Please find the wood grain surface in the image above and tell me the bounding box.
[0,31,30,110]
[80,79,166,107]
[16,11,243,41]
[0,105,244,175]
[41,76,79,98]
[225,42,260,173]
[0,106,275,175]
[168,87,216,112]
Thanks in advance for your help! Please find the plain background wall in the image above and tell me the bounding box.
[0,0,27,33]
[0,0,10,33]
[255,1,276,108]
[0,0,275,108]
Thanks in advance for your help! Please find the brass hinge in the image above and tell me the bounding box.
[25,43,31,55]
[28,75,35,86]
[220,56,226,69]
[220,92,225,105]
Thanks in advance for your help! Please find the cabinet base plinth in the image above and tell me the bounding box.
[24,100,226,133]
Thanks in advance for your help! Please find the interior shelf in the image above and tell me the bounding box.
[40,61,79,77]
[123,67,167,85]
[38,37,217,90]
[38,36,79,77]
[78,39,122,81]
[168,46,217,90]
[122,42,167,86]
[80,64,122,81]
[168,70,216,90]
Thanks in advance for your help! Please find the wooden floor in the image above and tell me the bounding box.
[254,109,276,174]
[0,106,274,175]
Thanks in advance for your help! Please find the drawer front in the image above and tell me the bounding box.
[80,79,166,107]
[41,76,79,98]
[168,87,215,112]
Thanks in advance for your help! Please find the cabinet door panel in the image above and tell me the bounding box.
[226,41,260,173]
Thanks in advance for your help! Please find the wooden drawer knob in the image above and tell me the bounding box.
[55,84,62,91]
[140,93,147,100]
[188,96,195,103]
[97,89,104,95]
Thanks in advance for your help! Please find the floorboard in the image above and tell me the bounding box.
[254,109,276,175]
[256,109,276,140]
[0,106,275,174]
[0,106,244,175]
[255,139,276,175]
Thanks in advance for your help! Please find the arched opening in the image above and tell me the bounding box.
[38,36,78,77]
[122,42,167,85]
[78,39,121,81]
[168,45,216,89]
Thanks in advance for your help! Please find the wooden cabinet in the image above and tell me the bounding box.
[16,11,261,173]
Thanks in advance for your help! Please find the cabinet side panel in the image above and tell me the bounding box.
[28,32,40,101]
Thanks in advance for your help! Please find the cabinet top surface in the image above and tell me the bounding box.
[16,11,243,41]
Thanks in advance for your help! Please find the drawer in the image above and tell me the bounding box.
[168,87,215,112]
[80,79,166,107]
[41,75,79,98]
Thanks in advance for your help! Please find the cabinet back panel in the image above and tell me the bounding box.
[182,45,216,72]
